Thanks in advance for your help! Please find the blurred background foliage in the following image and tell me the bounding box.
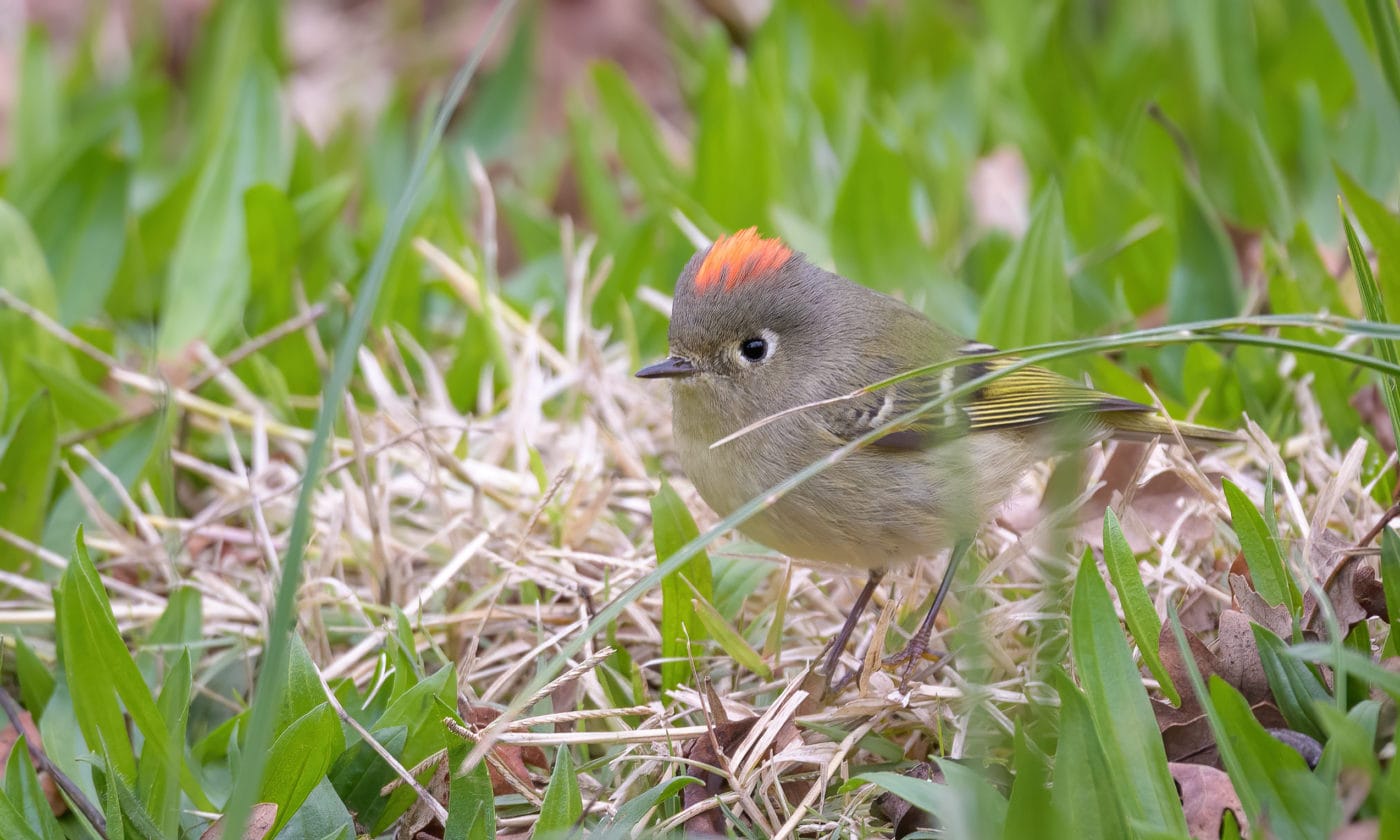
[3,0,1399,436]
[4,0,1399,481]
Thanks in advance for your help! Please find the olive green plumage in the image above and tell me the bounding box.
[637,230,1235,572]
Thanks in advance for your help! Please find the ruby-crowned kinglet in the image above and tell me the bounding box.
[637,228,1233,693]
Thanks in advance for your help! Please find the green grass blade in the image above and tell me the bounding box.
[1383,530,1400,645]
[443,739,495,840]
[1050,671,1128,838]
[1222,478,1300,613]
[0,392,56,576]
[1101,508,1178,705]
[535,747,583,836]
[653,479,714,693]
[1070,556,1187,834]
[1250,624,1329,740]
[1363,0,1400,105]
[218,2,519,834]
[1342,205,1400,449]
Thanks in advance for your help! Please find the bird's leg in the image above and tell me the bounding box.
[817,569,885,698]
[884,538,972,687]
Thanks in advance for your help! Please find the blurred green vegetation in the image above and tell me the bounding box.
[4,0,1399,442]
[2,0,1400,835]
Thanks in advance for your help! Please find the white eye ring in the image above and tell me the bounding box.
[737,328,779,363]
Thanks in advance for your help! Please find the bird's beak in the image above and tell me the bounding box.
[635,356,697,379]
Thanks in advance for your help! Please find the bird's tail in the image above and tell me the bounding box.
[1099,409,1242,445]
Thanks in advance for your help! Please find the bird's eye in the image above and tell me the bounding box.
[739,337,769,362]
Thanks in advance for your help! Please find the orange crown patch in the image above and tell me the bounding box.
[694,228,793,292]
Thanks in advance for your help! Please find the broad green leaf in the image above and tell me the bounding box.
[1050,671,1127,839]
[1101,508,1178,705]
[566,97,626,242]
[535,747,582,836]
[1363,0,1400,105]
[0,393,57,575]
[329,726,407,819]
[13,636,53,718]
[830,124,928,296]
[591,64,681,200]
[1383,529,1400,643]
[107,762,166,840]
[138,650,192,837]
[57,531,210,807]
[365,665,457,833]
[1250,624,1328,740]
[275,778,356,840]
[3,739,63,840]
[1070,556,1187,834]
[1314,701,1381,787]
[30,150,129,324]
[1209,677,1335,838]
[979,185,1072,348]
[0,201,76,427]
[9,29,60,184]
[0,789,45,840]
[1222,478,1299,612]
[159,58,290,354]
[1288,642,1400,702]
[26,359,122,434]
[652,479,713,693]
[1167,179,1242,326]
[689,591,771,680]
[856,768,1008,838]
[1002,724,1050,840]
[693,37,775,230]
[243,183,299,334]
[457,16,535,162]
[281,635,327,735]
[443,738,495,840]
[257,702,344,836]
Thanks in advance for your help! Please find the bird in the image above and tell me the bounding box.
[636,227,1234,695]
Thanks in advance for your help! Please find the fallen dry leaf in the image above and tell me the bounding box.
[1154,622,1287,766]
[1079,443,1221,554]
[461,705,549,796]
[0,709,65,816]
[199,803,278,840]
[681,714,801,836]
[1214,609,1272,707]
[1170,762,1247,839]
[1229,573,1292,640]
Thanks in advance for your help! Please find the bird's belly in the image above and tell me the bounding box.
[679,438,958,571]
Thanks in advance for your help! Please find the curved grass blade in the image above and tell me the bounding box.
[218,2,520,834]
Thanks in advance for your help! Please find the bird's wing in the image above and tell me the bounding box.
[821,345,1155,451]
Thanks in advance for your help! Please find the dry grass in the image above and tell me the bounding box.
[7,195,1391,834]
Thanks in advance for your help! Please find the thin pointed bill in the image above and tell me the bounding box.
[635,356,697,379]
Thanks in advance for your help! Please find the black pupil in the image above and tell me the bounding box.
[740,338,767,361]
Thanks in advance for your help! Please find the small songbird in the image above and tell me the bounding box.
[637,228,1234,695]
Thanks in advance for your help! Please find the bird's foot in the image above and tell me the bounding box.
[881,639,944,690]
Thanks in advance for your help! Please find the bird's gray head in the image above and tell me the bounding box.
[634,229,844,412]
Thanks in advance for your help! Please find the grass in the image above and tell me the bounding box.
[2,0,1400,837]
